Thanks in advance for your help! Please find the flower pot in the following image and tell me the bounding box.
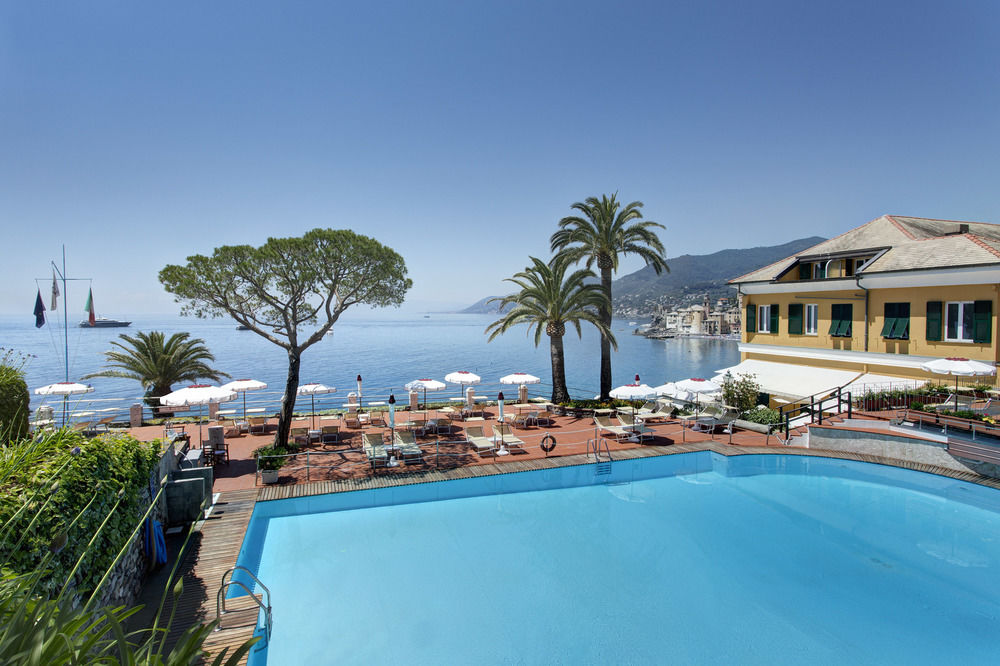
[261,469,280,484]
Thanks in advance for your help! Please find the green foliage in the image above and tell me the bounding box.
[83,331,229,412]
[720,372,760,413]
[486,255,613,403]
[909,401,925,412]
[743,406,782,425]
[254,445,289,470]
[159,229,411,446]
[551,193,668,398]
[0,430,161,597]
[0,349,30,443]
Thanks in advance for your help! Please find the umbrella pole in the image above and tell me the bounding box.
[243,392,248,421]
[311,394,316,430]
[956,375,959,411]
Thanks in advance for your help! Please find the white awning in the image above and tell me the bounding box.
[714,359,860,400]
[842,373,926,396]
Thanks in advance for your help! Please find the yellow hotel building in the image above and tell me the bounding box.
[724,215,998,402]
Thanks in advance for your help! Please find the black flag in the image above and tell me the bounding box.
[34,289,46,328]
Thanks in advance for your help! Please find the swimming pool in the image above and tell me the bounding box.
[236,453,1000,664]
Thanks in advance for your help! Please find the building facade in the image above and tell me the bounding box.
[725,215,999,401]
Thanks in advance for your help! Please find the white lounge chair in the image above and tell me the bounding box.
[617,413,655,441]
[491,423,525,450]
[464,425,495,457]
[594,415,629,442]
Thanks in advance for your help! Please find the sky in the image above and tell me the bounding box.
[2,1,999,317]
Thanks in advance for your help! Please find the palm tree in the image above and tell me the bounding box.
[551,193,668,400]
[486,256,614,403]
[82,331,229,411]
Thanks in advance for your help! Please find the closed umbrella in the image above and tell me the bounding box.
[160,384,237,446]
[496,391,509,455]
[220,379,268,420]
[356,375,363,401]
[296,382,336,429]
[920,357,996,410]
[35,381,95,427]
[405,378,446,408]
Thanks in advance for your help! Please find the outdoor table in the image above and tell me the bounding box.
[217,409,237,416]
[367,401,386,407]
[246,408,265,414]
[449,397,465,402]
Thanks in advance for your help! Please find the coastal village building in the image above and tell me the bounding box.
[724,215,999,403]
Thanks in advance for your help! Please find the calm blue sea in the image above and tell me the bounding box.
[0,313,738,412]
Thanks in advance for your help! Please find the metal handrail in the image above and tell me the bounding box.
[217,566,272,645]
[585,438,612,463]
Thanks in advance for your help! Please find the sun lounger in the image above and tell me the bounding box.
[248,416,268,434]
[690,406,738,433]
[617,413,655,441]
[368,410,386,427]
[362,432,388,466]
[321,425,340,445]
[464,425,496,457]
[393,430,424,462]
[290,427,309,447]
[637,401,673,421]
[343,413,362,429]
[491,423,525,450]
[594,415,630,441]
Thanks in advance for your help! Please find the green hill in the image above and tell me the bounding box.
[460,236,825,315]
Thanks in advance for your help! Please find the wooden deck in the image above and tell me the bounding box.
[180,442,1000,662]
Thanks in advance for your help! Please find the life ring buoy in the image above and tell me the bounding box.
[540,435,556,453]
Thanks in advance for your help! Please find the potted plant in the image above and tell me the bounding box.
[254,445,288,484]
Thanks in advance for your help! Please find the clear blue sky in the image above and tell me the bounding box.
[2,1,998,316]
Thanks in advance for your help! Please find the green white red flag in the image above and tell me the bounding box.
[51,270,60,309]
[84,288,96,326]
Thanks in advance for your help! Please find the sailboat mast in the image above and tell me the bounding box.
[62,245,69,383]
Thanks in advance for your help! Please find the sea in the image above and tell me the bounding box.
[1,312,738,415]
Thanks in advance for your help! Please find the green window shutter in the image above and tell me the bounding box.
[881,317,896,338]
[828,304,841,336]
[798,263,810,280]
[892,318,909,339]
[769,304,779,334]
[844,304,853,336]
[788,303,803,335]
[926,301,942,341]
[973,300,993,343]
[746,303,756,333]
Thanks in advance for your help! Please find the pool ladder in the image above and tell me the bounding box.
[586,438,613,476]
[217,566,272,650]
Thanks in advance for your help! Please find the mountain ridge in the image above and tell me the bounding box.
[459,236,825,315]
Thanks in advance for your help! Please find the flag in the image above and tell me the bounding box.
[84,287,96,326]
[51,270,60,310]
[34,289,46,328]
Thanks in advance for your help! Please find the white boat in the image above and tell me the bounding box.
[79,316,131,328]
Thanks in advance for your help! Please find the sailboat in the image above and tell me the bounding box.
[77,286,130,327]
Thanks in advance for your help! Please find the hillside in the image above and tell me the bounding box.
[611,236,824,315]
[460,236,825,315]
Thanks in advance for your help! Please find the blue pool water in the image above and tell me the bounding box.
[238,454,1000,664]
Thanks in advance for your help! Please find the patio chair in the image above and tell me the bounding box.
[464,425,495,457]
[368,410,386,427]
[393,430,424,462]
[691,406,739,433]
[91,415,115,434]
[434,416,452,435]
[510,411,536,429]
[343,413,363,429]
[248,417,269,434]
[361,432,388,467]
[617,413,655,441]
[594,415,630,442]
[491,423,525,450]
[637,401,673,422]
[534,410,554,427]
[289,427,310,447]
[321,425,340,445]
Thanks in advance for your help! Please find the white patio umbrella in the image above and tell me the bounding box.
[296,382,336,428]
[674,377,723,410]
[610,375,657,424]
[500,372,541,403]
[654,382,695,402]
[445,371,481,393]
[920,357,996,410]
[35,381,95,426]
[220,378,268,420]
[405,378,446,408]
[160,384,237,446]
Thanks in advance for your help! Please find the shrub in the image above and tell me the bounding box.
[254,445,290,470]
[721,372,760,413]
[0,430,161,597]
[0,349,30,443]
[909,402,926,412]
[743,406,782,425]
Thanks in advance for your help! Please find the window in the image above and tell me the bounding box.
[829,303,852,338]
[844,259,855,277]
[946,301,975,342]
[758,305,771,333]
[881,302,910,340]
[812,262,826,279]
[788,303,802,334]
[798,263,811,280]
[805,304,818,335]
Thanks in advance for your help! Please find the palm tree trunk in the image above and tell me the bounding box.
[550,333,570,404]
[274,350,301,447]
[599,267,613,400]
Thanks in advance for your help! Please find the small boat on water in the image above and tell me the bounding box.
[80,317,131,328]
